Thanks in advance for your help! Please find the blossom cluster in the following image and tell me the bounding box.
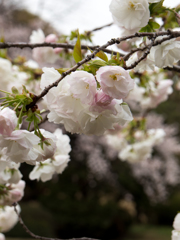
[0,107,71,236]
[41,66,134,135]
[106,119,165,163]
[0,57,41,95]
[126,72,173,110]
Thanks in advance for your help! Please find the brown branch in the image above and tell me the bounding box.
[13,203,99,240]
[164,65,180,72]
[125,37,156,70]
[0,42,118,55]
[123,46,147,61]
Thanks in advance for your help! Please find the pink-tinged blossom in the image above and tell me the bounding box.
[0,180,25,206]
[42,67,133,135]
[78,101,133,136]
[94,90,113,107]
[0,205,20,232]
[96,66,134,99]
[0,130,41,165]
[109,0,150,31]
[29,29,60,63]
[0,108,17,137]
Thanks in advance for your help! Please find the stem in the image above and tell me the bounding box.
[0,89,12,95]
[13,102,21,111]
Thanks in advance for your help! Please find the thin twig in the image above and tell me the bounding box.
[13,203,99,240]
[125,37,156,70]
[86,22,113,35]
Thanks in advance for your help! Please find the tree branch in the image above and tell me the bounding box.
[0,42,119,55]
[25,30,180,110]
[164,65,180,72]
[13,203,99,240]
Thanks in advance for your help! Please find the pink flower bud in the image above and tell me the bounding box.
[45,34,58,43]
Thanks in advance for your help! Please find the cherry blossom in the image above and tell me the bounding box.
[109,0,150,32]
[172,213,180,240]
[41,67,133,135]
[29,159,55,182]
[96,66,134,99]
[150,38,180,68]
[0,180,25,206]
[0,107,17,137]
[29,29,61,63]
[0,205,20,232]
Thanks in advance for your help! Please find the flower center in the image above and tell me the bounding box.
[110,73,121,80]
[129,1,135,9]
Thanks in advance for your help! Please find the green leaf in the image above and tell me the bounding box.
[139,20,160,32]
[56,68,69,74]
[149,0,165,15]
[89,60,107,68]
[95,51,108,62]
[73,30,82,63]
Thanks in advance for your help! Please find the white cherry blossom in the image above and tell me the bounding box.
[173,213,180,231]
[0,205,20,232]
[109,0,150,31]
[150,38,180,68]
[172,213,180,240]
[172,230,180,240]
[29,159,55,182]
[0,107,17,137]
[96,66,134,99]
[0,233,5,240]
[0,130,41,165]
[67,71,97,105]
[0,58,16,92]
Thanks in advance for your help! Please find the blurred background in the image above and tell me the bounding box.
[1,0,180,239]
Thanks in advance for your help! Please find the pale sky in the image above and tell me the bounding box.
[19,0,180,46]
